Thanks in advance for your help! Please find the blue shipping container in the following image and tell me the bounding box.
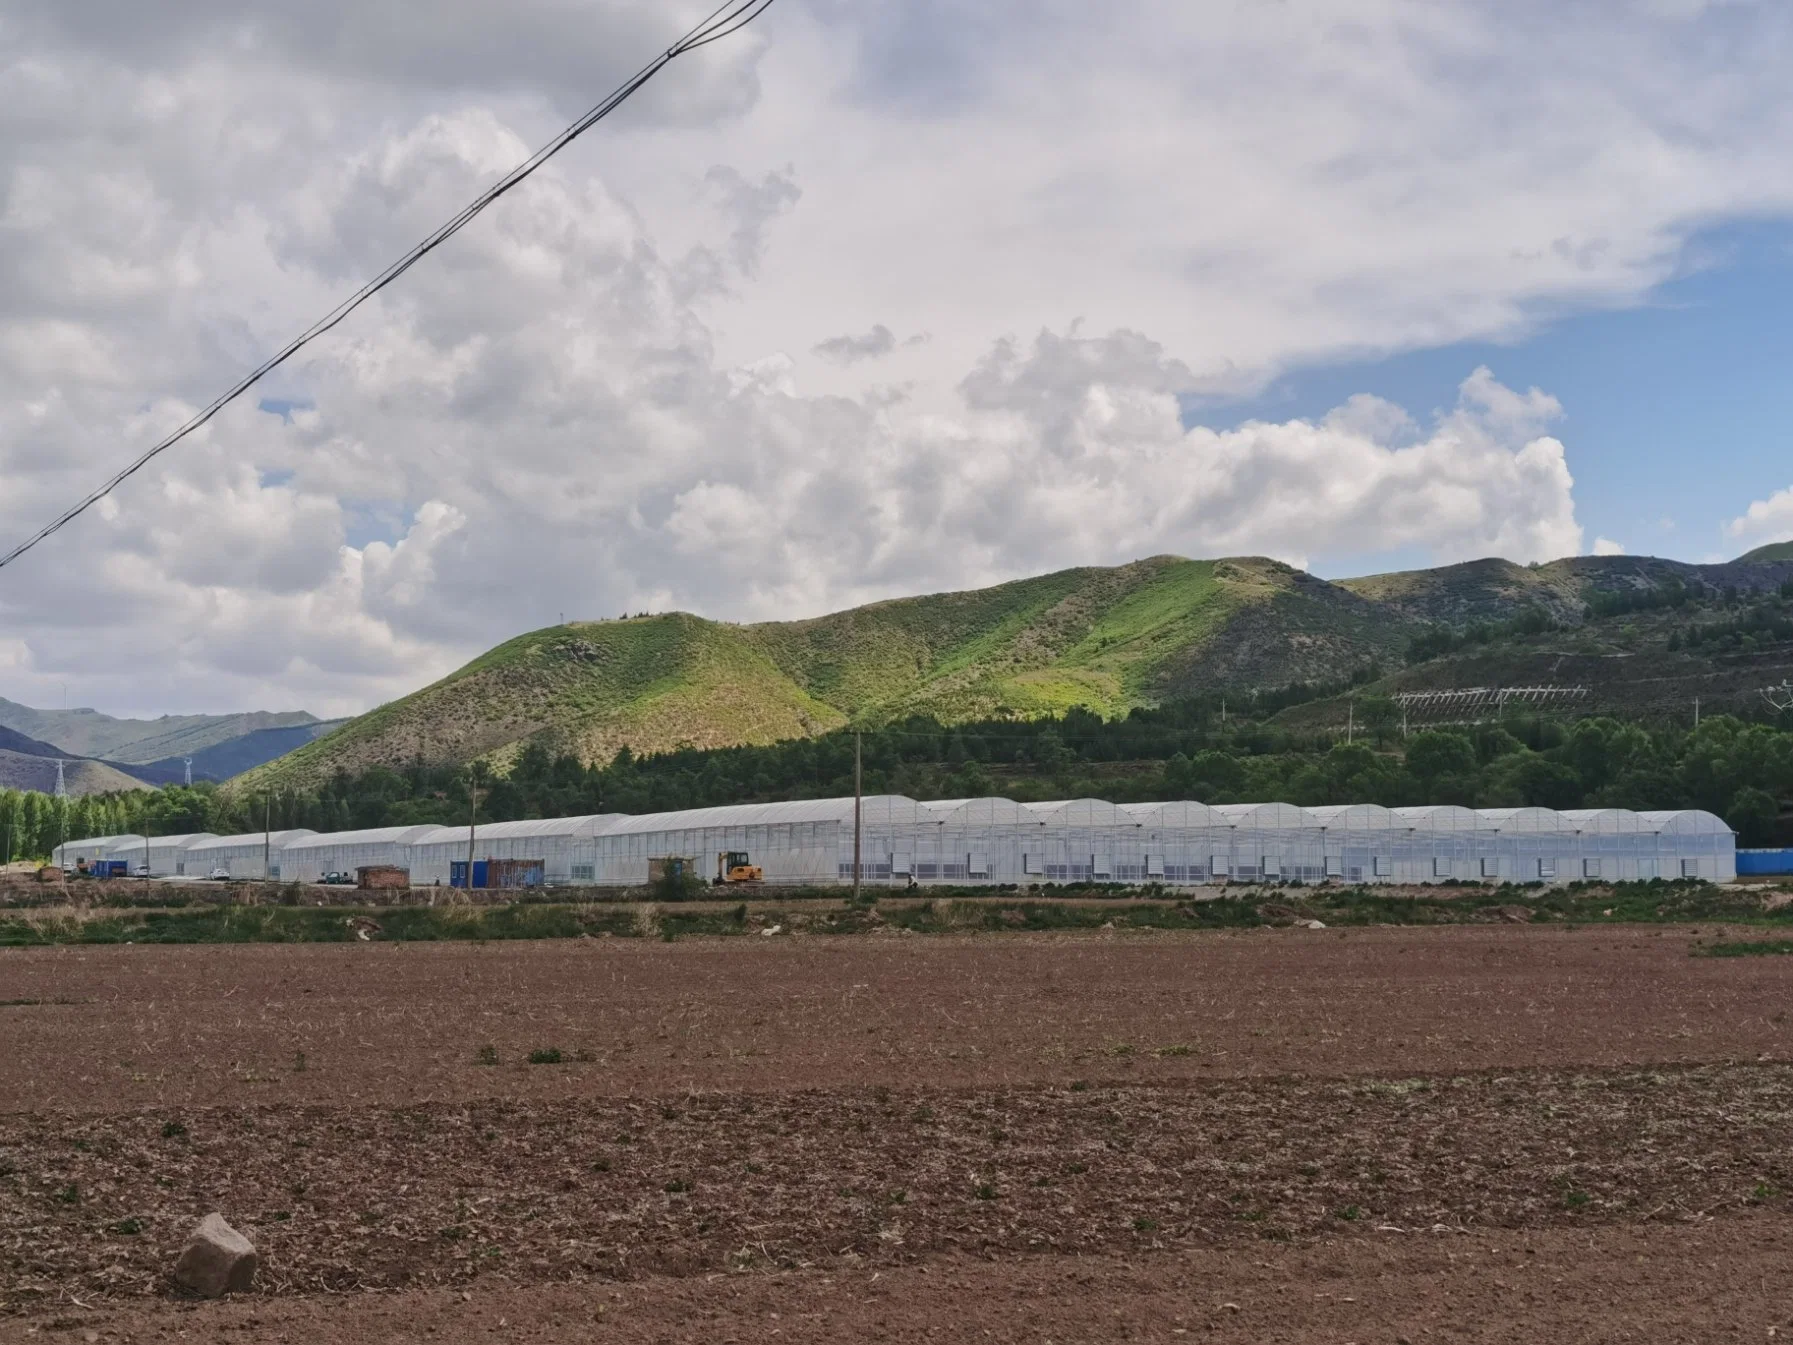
[448,860,546,890]
[1737,849,1793,876]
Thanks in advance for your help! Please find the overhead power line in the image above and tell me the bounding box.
[0,0,778,573]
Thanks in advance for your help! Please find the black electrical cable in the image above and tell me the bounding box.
[0,0,778,573]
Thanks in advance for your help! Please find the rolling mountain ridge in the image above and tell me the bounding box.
[0,700,346,793]
[233,547,1793,796]
[0,699,328,766]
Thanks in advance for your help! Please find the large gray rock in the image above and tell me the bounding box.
[173,1213,258,1297]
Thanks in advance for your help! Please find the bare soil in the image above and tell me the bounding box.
[18,1218,1793,1343]
[3,926,1790,1339]
[0,925,1787,1111]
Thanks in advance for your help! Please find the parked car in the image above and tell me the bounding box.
[208,867,232,881]
[319,871,356,886]
[131,864,151,878]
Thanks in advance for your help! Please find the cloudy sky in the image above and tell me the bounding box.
[2,0,1792,718]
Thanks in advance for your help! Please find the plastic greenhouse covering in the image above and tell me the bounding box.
[183,830,317,881]
[145,833,216,877]
[408,815,628,886]
[58,796,1737,888]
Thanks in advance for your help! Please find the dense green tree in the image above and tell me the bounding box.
[11,696,1793,860]
[1727,786,1781,848]
[1405,731,1478,787]
[1496,753,1585,810]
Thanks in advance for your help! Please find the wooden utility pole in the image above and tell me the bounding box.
[263,794,272,882]
[852,731,863,904]
[1346,700,1354,745]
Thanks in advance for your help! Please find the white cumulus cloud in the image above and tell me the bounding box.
[3,0,1793,716]
[1726,486,1793,547]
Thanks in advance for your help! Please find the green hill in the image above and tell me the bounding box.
[234,556,1412,793]
[1741,541,1793,564]
[233,548,1793,795]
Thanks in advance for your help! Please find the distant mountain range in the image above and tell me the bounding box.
[232,547,1793,796]
[0,699,345,795]
[0,717,158,794]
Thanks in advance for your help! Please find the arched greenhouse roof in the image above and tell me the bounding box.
[1558,808,1644,834]
[920,797,1035,824]
[412,815,626,847]
[1307,804,1394,828]
[1636,809,1734,835]
[1019,799,1128,825]
[1210,802,1321,828]
[188,830,317,852]
[1117,800,1224,827]
[1475,808,1564,833]
[1390,805,1482,832]
[280,827,429,851]
[58,835,142,851]
[604,796,924,836]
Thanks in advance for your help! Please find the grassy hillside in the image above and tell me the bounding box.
[233,548,1793,796]
[1741,542,1793,564]
[234,556,1413,793]
[241,613,852,791]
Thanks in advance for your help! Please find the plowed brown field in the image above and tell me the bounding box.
[3,925,1792,1342]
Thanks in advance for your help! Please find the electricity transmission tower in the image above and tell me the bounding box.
[1765,681,1793,715]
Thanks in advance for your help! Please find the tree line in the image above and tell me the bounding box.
[7,696,1791,860]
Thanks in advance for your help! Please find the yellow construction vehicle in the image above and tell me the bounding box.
[716,850,763,884]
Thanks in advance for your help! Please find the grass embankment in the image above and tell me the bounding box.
[1696,940,1793,957]
[1,879,1787,947]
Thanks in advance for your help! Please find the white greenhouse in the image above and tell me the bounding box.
[146,833,216,878]
[1637,810,1735,881]
[595,798,925,886]
[1117,800,1225,882]
[185,830,317,881]
[408,815,627,887]
[279,826,438,882]
[54,797,1738,890]
[1389,806,1487,883]
[1305,804,1395,882]
[52,835,145,870]
[1476,808,1568,882]
[1212,802,1328,883]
